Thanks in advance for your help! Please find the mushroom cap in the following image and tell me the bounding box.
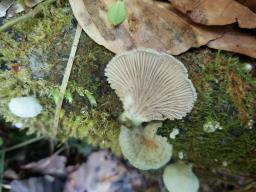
[119,122,172,170]
[105,48,197,125]
[163,161,199,192]
[8,96,43,118]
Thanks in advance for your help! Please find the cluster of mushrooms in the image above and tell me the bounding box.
[105,48,199,192]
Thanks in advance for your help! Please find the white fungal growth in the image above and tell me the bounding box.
[244,63,253,72]
[203,120,223,133]
[169,128,180,139]
[248,119,254,129]
[163,162,199,192]
[14,122,24,129]
[105,48,197,126]
[119,122,173,170]
[178,151,184,160]
[222,161,228,167]
[8,96,43,118]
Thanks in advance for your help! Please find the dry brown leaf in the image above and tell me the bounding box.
[69,0,256,58]
[11,176,64,192]
[22,155,67,176]
[170,0,256,29]
[208,30,256,58]
[64,150,144,192]
[69,0,222,55]
[236,0,256,12]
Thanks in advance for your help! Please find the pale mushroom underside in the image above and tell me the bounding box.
[163,162,199,192]
[105,48,197,124]
[119,122,173,170]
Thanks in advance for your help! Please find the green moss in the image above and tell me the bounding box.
[0,2,255,175]
[0,4,122,154]
[158,49,256,174]
[65,32,122,154]
[0,4,73,137]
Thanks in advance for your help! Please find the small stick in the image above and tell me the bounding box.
[52,24,82,136]
[1,136,45,153]
[0,0,56,32]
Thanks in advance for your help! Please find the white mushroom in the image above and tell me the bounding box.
[163,161,199,192]
[8,96,43,118]
[119,122,172,170]
[105,48,197,126]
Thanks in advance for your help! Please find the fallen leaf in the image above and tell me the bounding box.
[4,169,19,180]
[69,0,222,55]
[69,0,256,58]
[0,0,14,17]
[1,0,43,18]
[208,30,256,58]
[6,2,24,18]
[64,150,144,192]
[170,0,256,29]
[11,176,64,192]
[236,0,256,12]
[22,155,67,176]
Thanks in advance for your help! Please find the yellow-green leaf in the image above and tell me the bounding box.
[108,0,127,26]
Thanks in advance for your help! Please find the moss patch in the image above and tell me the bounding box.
[0,2,255,177]
[158,49,256,174]
[0,3,122,154]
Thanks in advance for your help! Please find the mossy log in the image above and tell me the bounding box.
[0,3,255,190]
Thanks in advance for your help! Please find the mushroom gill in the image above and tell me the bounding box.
[105,48,197,126]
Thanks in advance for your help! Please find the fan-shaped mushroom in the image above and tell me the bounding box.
[105,48,197,126]
[119,122,172,170]
[8,96,43,118]
[163,161,199,192]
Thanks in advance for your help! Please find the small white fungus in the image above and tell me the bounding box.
[169,128,180,139]
[222,161,228,167]
[203,121,223,133]
[248,119,254,129]
[244,63,253,72]
[8,96,43,118]
[14,122,24,129]
[178,151,184,160]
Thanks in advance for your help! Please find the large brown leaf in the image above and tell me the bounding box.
[69,0,256,58]
[69,0,222,55]
[236,0,256,12]
[170,0,256,28]
[208,30,256,58]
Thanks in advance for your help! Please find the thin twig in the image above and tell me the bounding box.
[52,24,82,136]
[1,136,44,153]
[0,0,56,32]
